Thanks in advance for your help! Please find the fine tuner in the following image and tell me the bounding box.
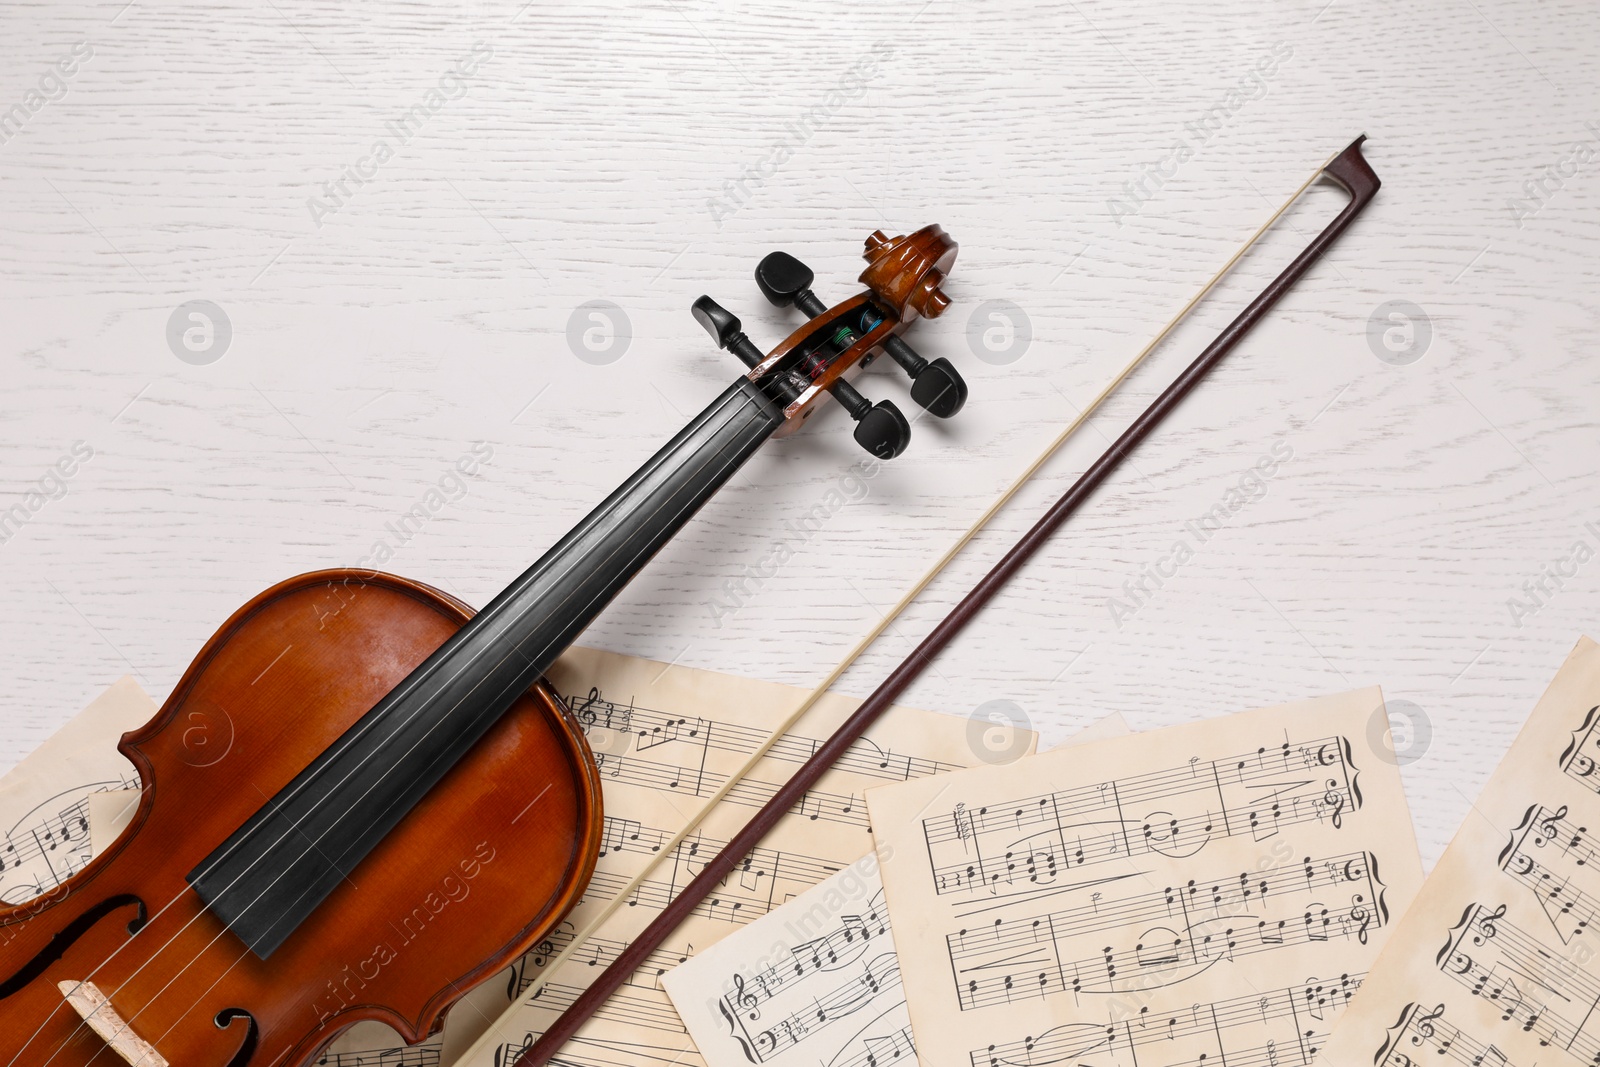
[691,225,969,460]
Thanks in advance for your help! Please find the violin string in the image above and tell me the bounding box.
[20,390,779,1067]
[27,400,775,1067]
[26,155,1331,1066]
[460,155,1334,1055]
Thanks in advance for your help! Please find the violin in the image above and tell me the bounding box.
[0,227,963,1066]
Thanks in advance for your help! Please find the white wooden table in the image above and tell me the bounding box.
[2,0,1596,869]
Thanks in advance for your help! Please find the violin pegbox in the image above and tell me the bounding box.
[691,226,966,460]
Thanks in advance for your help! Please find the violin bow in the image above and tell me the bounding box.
[500,135,1380,1067]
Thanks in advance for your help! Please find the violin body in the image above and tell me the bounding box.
[0,569,603,1066]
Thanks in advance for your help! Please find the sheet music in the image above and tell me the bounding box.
[0,677,148,905]
[864,687,1425,1067]
[451,646,1037,1067]
[1317,636,1600,1067]
[311,1035,443,1067]
[658,714,1129,1067]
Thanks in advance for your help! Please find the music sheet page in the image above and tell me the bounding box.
[1317,636,1600,1067]
[866,687,1425,1067]
[0,677,149,905]
[658,714,1129,1067]
[453,646,1036,1067]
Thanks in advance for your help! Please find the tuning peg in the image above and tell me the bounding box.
[691,295,765,369]
[881,337,968,418]
[755,252,829,319]
[828,378,910,459]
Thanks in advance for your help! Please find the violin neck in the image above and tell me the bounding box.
[190,377,785,957]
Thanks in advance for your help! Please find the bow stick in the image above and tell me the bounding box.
[459,137,1343,1049]
[499,134,1380,1067]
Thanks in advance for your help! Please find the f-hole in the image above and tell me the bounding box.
[215,1007,259,1067]
[0,894,146,998]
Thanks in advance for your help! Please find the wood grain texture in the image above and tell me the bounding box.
[0,0,1596,886]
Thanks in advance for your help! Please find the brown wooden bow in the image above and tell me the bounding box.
[499,135,1382,1067]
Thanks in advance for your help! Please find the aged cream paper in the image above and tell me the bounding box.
[0,677,149,905]
[453,646,1037,1067]
[659,715,1129,1067]
[867,687,1425,1067]
[664,851,907,1067]
[1317,637,1600,1067]
[88,789,140,855]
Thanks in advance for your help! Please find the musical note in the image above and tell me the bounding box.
[311,1037,442,1067]
[943,851,1382,1009]
[573,693,963,793]
[1317,639,1600,1067]
[1430,903,1600,1057]
[917,737,1358,904]
[1375,1003,1524,1067]
[0,679,153,906]
[866,686,1423,1067]
[446,644,1040,1067]
[665,857,918,1067]
[1499,803,1600,943]
[650,715,1134,1067]
[973,976,1361,1067]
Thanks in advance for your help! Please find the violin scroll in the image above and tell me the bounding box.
[859,225,956,322]
[691,226,967,458]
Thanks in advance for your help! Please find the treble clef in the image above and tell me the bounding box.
[494,1034,537,1067]
[718,995,765,1064]
[1473,903,1508,945]
[1349,896,1373,946]
[1538,804,1569,845]
[1411,1003,1446,1044]
[1377,1003,1441,1067]
[1322,781,1347,830]
[731,972,760,1019]
[571,686,604,731]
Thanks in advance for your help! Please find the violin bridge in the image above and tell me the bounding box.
[58,980,171,1067]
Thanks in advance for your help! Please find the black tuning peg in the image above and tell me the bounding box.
[831,379,910,459]
[755,252,827,317]
[756,251,968,418]
[691,295,765,369]
[882,337,968,418]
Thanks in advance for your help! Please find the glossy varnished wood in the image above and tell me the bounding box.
[0,569,603,1066]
